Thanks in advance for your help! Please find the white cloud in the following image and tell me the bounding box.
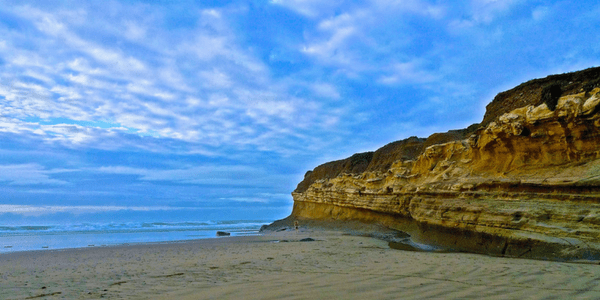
[449,0,522,31]
[219,197,270,203]
[0,3,352,156]
[50,85,83,101]
[300,12,365,72]
[302,25,357,64]
[469,0,521,24]
[294,0,448,82]
[269,0,344,18]
[531,6,550,22]
[0,204,186,216]
[97,165,270,186]
[311,83,341,99]
[370,0,446,18]
[378,61,438,85]
[123,20,148,41]
[273,0,444,19]
[0,164,69,185]
[198,69,233,88]
[0,117,38,135]
[39,124,105,144]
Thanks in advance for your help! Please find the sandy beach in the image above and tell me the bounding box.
[2,228,600,300]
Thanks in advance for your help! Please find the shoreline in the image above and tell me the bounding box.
[0,232,263,256]
[0,220,267,255]
[3,226,600,299]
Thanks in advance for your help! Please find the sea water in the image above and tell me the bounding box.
[0,220,270,253]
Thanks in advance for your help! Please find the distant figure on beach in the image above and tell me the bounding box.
[294,220,299,231]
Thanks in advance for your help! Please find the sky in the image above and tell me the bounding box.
[0,0,599,223]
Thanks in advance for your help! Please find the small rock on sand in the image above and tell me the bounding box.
[299,238,316,242]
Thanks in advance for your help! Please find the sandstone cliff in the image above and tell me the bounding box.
[286,67,600,261]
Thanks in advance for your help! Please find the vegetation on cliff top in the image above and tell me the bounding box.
[482,66,600,125]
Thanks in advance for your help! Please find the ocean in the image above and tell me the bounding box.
[0,220,271,254]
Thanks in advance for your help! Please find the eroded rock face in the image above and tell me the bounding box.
[290,68,600,261]
[481,66,600,126]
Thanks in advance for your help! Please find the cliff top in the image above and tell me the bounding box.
[295,66,600,193]
[482,66,600,126]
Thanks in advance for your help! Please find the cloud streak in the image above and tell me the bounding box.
[97,165,279,187]
[0,164,70,185]
[0,204,189,216]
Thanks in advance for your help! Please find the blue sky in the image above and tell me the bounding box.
[0,0,599,222]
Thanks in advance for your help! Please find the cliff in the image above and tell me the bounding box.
[284,67,600,261]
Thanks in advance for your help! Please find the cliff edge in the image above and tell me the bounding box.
[280,67,600,261]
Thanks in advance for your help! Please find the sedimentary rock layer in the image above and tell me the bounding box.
[289,67,600,261]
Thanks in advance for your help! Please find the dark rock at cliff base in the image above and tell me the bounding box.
[299,238,316,242]
[388,242,425,252]
[260,216,295,232]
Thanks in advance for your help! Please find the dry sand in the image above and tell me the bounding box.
[1,229,600,300]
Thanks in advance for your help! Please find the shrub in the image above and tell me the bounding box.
[583,78,600,93]
[541,83,562,111]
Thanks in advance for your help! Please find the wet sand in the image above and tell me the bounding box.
[1,229,600,299]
